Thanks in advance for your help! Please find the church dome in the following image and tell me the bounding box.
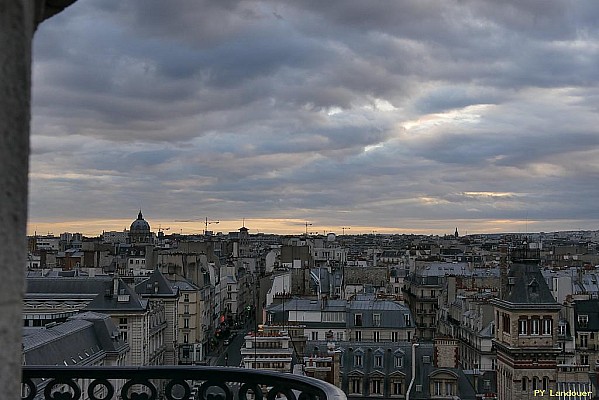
[130,210,150,232]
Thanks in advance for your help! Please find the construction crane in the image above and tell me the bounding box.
[175,217,219,235]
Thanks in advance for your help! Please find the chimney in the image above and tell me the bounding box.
[434,337,459,368]
[113,276,119,296]
[327,342,340,388]
[499,245,508,300]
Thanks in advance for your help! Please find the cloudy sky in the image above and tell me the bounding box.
[29,0,599,236]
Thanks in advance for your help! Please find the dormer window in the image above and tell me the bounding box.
[528,279,539,294]
[395,356,403,368]
[354,354,363,367]
[578,315,589,328]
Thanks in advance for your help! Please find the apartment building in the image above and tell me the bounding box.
[267,294,415,344]
[240,331,293,372]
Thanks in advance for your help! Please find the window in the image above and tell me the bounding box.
[434,381,442,396]
[311,331,319,341]
[392,331,399,342]
[404,314,411,326]
[184,294,189,302]
[354,355,362,367]
[355,314,363,327]
[531,319,540,335]
[519,319,528,335]
[542,318,552,335]
[503,314,510,333]
[373,313,381,326]
[581,354,589,365]
[183,333,189,344]
[542,377,549,391]
[184,305,189,314]
[351,378,362,394]
[184,318,189,329]
[533,377,539,390]
[392,381,403,395]
[371,379,382,395]
[119,318,128,342]
[445,382,453,396]
[578,315,589,327]
[355,331,362,341]
[336,332,344,341]
[375,355,383,367]
[522,377,528,391]
[373,331,380,342]
[558,322,566,336]
[581,334,588,348]
[395,356,403,368]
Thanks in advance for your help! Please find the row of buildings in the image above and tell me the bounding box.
[23,213,599,399]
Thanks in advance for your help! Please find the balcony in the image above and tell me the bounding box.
[22,365,347,400]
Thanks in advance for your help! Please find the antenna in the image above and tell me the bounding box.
[305,221,312,235]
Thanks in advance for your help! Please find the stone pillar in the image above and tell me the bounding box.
[0,0,35,397]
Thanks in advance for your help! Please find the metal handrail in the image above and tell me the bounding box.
[22,365,347,400]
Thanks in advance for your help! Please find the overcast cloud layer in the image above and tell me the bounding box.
[29,0,599,235]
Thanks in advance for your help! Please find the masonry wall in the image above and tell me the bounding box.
[0,1,35,398]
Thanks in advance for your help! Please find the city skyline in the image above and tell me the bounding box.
[29,1,599,236]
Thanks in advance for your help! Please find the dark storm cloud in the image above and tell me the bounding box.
[28,0,599,233]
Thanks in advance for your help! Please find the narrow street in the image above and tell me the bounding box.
[215,329,246,367]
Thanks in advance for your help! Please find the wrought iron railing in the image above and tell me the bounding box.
[22,365,347,400]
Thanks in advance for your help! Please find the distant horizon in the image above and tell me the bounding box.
[26,216,599,238]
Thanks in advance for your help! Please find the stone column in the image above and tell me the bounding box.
[0,0,35,397]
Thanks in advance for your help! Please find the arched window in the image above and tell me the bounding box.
[542,376,549,391]
[522,377,528,391]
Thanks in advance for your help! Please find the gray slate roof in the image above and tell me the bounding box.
[574,299,599,332]
[23,312,128,366]
[135,269,178,297]
[168,275,200,292]
[504,263,557,304]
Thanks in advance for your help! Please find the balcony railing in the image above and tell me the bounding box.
[22,365,347,400]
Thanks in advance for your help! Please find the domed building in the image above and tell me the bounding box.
[129,210,152,244]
